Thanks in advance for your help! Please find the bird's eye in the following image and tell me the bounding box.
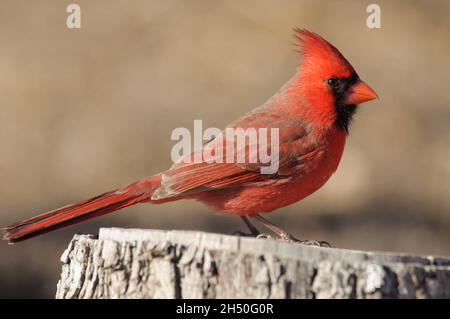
[327,77,340,89]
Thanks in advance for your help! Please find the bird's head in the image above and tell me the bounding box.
[293,29,377,132]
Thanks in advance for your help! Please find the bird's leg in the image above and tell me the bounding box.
[253,214,300,242]
[240,216,260,236]
[233,216,273,238]
[253,214,332,247]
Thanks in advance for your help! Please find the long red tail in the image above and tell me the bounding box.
[1,175,161,243]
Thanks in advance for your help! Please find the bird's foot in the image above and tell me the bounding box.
[298,239,333,247]
[279,231,301,243]
[234,230,332,247]
[233,231,276,240]
[256,233,275,240]
[278,231,333,247]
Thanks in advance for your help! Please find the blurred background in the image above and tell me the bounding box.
[0,0,449,298]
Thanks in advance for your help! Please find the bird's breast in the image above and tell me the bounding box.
[291,127,347,195]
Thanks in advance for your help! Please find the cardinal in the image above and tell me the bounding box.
[2,29,377,244]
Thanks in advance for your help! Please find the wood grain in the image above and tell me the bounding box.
[56,228,450,299]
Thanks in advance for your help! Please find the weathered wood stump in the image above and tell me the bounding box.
[55,228,450,299]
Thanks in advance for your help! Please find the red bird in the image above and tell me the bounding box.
[2,29,377,244]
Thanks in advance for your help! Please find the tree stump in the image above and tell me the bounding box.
[55,228,450,299]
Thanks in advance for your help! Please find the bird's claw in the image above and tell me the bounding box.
[298,239,333,247]
[233,231,275,240]
[256,233,275,240]
[278,231,333,247]
[234,230,332,247]
[279,231,300,243]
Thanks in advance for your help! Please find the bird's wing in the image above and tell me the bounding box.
[152,107,321,200]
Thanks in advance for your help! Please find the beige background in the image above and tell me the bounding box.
[0,0,449,298]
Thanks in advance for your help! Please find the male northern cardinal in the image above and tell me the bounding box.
[2,29,377,244]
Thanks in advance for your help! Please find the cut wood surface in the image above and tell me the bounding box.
[56,228,450,299]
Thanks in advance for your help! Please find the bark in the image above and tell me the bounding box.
[55,228,450,299]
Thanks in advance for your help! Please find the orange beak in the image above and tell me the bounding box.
[344,80,378,105]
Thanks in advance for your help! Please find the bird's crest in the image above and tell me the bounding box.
[294,28,355,78]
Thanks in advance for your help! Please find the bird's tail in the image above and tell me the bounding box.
[1,175,161,243]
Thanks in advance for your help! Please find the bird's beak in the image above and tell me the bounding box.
[344,80,378,105]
